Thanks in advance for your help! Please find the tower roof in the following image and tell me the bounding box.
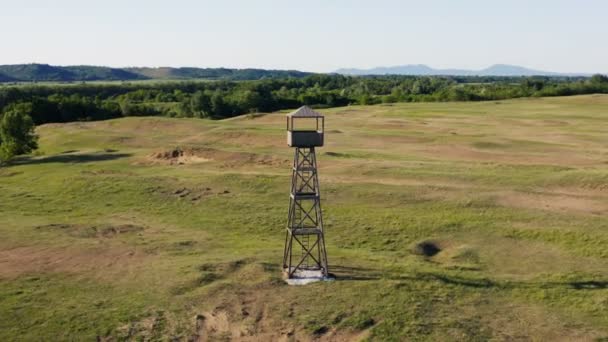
[286,106,324,118]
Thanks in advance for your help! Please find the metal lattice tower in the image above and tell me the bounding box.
[283,106,329,279]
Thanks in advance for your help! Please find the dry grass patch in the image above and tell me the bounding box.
[494,190,608,215]
[0,244,151,280]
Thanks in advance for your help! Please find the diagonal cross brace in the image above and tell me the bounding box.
[294,200,317,227]
[289,235,321,276]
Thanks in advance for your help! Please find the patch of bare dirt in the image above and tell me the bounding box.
[150,147,211,165]
[193,310,370,342]
[184,261,373,342]
[114,310,180,341]
[39,122,93,129]
[148,146,290,168]
[192,296,371,342]
[0,244,149,279]
[186,264,296,341]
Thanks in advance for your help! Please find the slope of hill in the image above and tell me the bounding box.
[0,64,314,82]
[63,66,147,81]
[335,64,587,76]
[478,64,559,76]
[0,72,16,82]
[127,67,312,80]
[1,95,608,340]
[0,64,76,81]
[0,64,145,82]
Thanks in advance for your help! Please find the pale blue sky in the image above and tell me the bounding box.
[1,0,606,73]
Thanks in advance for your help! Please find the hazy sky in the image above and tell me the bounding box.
[2,0,607,73]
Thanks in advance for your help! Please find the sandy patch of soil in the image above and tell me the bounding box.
[148,146,290,168]
[149,148,211,165]
[184,261,374,342]
[192,296,371,342]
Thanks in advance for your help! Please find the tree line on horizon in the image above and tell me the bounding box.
[1,74,607,123]
[0,64,312,83]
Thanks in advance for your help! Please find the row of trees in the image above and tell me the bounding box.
[0,74,607,123]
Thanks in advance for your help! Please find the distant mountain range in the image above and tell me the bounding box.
[335,64,591,76]
[0,64,312,82]
[0,63,595,83]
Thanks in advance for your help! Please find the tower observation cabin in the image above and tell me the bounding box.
[286,106,324,147]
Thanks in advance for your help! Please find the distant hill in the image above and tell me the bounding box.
[335,64,588,76]
[64,66,146,81]
[0,64,75,82]
[0,64,144,82]
[127,67,311,80]
[0,63,593,83]
[0,64,313,83]
[0,72,16,82]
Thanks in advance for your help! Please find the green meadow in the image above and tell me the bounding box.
[1,95,607,340]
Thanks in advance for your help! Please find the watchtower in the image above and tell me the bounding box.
[283,106,329,280]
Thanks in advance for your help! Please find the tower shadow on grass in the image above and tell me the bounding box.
[330,265,496,288]
[9,152,132,166]
[329,265,385,281]
[569,281,608,290]
[329,265,608,291]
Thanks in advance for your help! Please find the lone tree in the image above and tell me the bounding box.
[0,103,39,163]
[190,90,212,118]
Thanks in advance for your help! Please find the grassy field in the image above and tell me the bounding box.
[1,95,607,341]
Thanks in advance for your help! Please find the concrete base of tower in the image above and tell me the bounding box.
[283,268,334,285]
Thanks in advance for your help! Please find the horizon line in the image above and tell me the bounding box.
[0,62,605,76]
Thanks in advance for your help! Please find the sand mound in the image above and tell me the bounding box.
[150,147,211,165]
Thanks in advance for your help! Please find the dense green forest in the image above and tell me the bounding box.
[1,74,607,125]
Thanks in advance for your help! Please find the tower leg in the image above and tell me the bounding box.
[283,147,329,279]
